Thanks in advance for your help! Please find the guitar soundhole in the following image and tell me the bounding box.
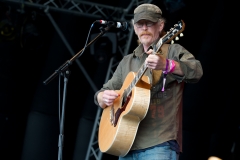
[113,93,132,127]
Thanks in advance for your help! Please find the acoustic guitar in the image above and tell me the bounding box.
[98,20,185,157]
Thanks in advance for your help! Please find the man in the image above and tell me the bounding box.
[94,3,203,160]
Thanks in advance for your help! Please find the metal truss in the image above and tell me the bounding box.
[4,0,152,92]
[5,0,151,21]
[3,0,153,159]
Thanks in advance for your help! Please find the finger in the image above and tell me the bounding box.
[104,97,114,103]
[104,99,110,106]
[145,59,151,65]
[146,49,153,54]
[146,49,153,55]
[104,90,117,98]
[105,99,114,106]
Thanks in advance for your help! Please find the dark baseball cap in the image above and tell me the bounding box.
[134,4,162,23]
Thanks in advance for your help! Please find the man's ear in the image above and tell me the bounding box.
[159,22,164,32]
[134,26,138,35]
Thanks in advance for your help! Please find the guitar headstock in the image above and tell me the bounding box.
[163,20,185,44]
[155,20,185,52]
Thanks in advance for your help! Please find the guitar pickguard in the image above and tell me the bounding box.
[113,93,132,127]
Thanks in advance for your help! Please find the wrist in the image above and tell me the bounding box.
[169,60,176,73]
[163,59,169,74]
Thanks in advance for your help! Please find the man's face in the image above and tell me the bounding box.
[134,19,163,47]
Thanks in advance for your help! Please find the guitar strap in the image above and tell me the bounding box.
[152,43,170,86]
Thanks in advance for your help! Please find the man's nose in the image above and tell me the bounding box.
[142,23,148,29]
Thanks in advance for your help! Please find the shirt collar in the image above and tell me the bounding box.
[133,39,159,57]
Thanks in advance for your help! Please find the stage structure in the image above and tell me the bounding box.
[3,0,153,159]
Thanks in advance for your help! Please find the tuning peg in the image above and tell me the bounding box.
[180,33,183,37]
[175,36,179,41]
[171,40,174,44]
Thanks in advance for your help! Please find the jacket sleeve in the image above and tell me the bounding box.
[168,44,203,83]
[93,58,125,107]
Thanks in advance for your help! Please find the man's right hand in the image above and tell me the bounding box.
[97,90,119,108]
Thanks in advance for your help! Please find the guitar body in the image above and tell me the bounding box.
[98,72,151,157]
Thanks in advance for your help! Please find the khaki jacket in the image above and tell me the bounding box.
[94,43,203,152]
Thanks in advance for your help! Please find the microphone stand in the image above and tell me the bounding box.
[43,24,114,160]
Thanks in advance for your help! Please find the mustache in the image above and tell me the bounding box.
[140,31,153,37]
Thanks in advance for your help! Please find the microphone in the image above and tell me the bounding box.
[95,20,128,31]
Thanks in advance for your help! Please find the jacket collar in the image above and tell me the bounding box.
[133,39,160,57]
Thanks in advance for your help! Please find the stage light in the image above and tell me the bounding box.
[208,156,222,160]
[0,19,15,42]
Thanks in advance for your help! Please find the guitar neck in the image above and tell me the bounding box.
[125,62,148,97]
[124,35,169,97]
[125,41,164,98]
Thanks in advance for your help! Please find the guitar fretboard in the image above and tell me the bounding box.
[125,62,148,98]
